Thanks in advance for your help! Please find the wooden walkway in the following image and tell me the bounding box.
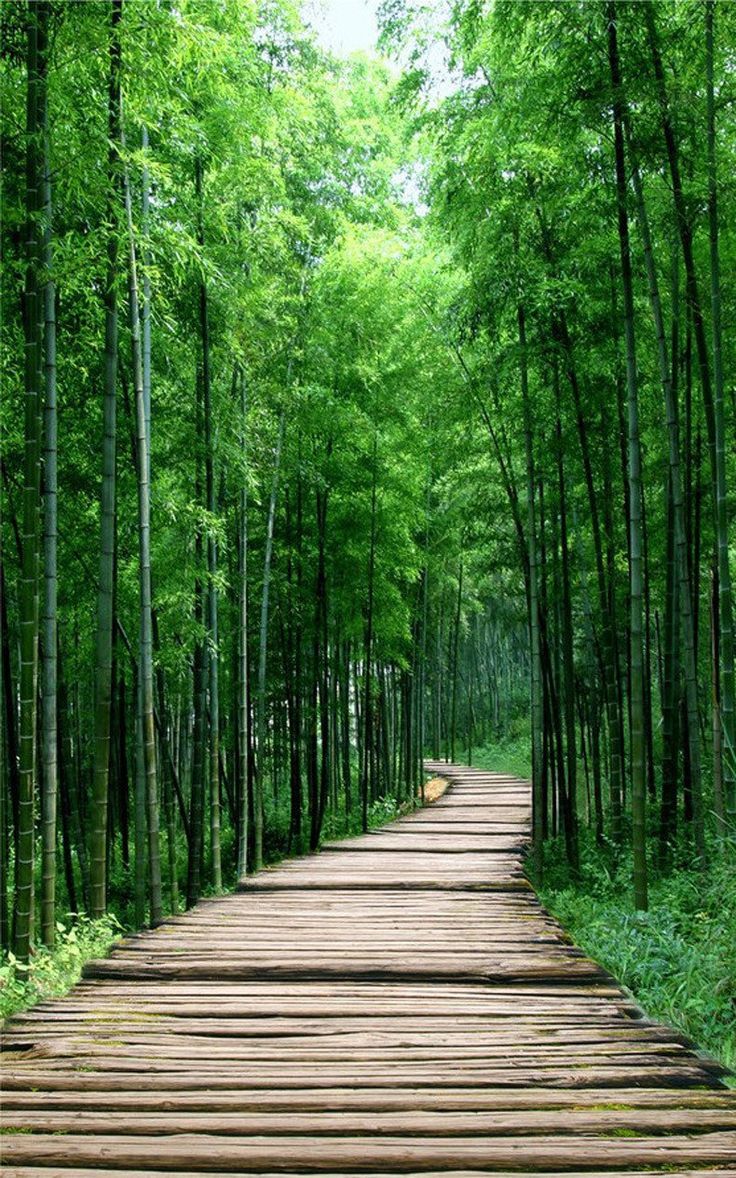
[2,762,735,1175]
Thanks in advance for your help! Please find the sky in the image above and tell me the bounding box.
[304,0,381,56]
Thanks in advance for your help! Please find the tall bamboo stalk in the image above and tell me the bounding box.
[40,0,57,948]
[254,411,284,870]
[122,125,163,926]
[519,302,543,879]
[15,0,47,962]
[705,0,735,822]
[237,367,249,878]
[90,0,122,919]
[608,0,647,909]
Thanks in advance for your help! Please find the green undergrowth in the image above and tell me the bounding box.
[0,912,123,1024]
[470,724,533,780]
[537,830,736,1075]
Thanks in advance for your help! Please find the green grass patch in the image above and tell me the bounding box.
[1,912,123,1024]
[470,725,533,780]
[538,829,736,1074]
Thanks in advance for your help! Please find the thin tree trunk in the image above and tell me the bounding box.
[133,666,146,928]
[555,367,578,872]
[123,132,162,926]
[56,648,77,913]
[711,568,725,832]
[194,159,221,892]
[705,0,735,822]
[608,1,647,909]
[237,367,249,877]
[115,673,129,870]
[1,553,18,949]
[186,374,207,908]
[15,0,47,961]
[313,488,329,847]
[519,302,543,879]
[40,25,57,947]
[450,558,462,765]
[641,487,656,801]
[186,631,206,906]
[341,641,352,814]
[660,477,680,863]
[254,411,284,870]
[90,0,121,920]
[361,430,378,833]
[151,611,178,910]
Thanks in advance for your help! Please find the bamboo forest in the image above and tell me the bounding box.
[1,0,736,1171]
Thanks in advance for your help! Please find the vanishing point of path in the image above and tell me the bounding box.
[2,762,735,1176]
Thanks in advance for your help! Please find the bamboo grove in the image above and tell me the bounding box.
[393,0,736,902]
[1,0,523,960]
[1,0,734,966]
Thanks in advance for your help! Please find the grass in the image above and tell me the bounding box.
[0,912,123,1024]
[469,722,533,780]
[537,828,736,1075]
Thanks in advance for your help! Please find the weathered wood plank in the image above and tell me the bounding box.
[5,1107,736,1136]
[4,1132,736,1170]
[4,1087,734,1112]
[4,1170,736,1178]
[2,1064,724,1090]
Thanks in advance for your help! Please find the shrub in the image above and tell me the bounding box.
[1,912,123,1023]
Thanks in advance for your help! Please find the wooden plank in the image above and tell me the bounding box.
[5,1107,736,1135]
[5,1171,736,1178]
[81,958,609,982]
[2,1065,723,1090]
[4,1087,734,1112]
[4,1132,736,1170]
[6,1023,686,1045]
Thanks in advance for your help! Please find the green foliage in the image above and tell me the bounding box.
[540,832,736,1074]
[0,913,123,1023]
[471,721,533,781]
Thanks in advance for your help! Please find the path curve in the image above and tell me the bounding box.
[2,762,735,1175]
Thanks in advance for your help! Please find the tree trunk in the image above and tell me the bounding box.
[705,0,735,823]
[237,367,249,877]
[40,20,57,947]
[555,366,578,872]
[341,641,352,814]
[90,0,122,921]
[186,373,207,908]
[519,302,543,878]
[123,132,163,926]
[15,0,48,961]
[133,667,146,927]
[361,431,378,833]
[194,159,221,893]
[313,488,329,848]
[450,558,462,766]
[56,647,77,913]
[1,553,18,949]
[660,477,680,863]
[608,1,647,909]
[254,411,284,870]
